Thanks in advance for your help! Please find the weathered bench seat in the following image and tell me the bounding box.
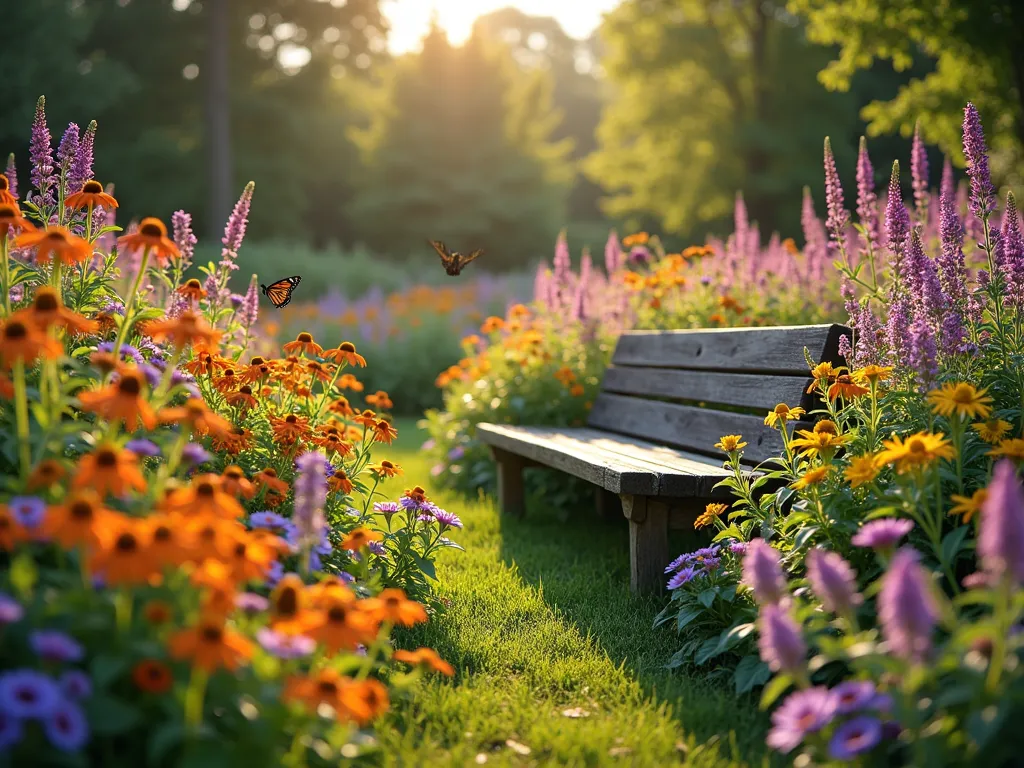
[477,323,849,594]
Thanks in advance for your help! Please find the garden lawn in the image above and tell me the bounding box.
[372,419,773,767]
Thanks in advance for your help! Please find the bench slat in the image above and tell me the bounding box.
[611,323,847,375]
[586,392,785,464]
[600,366,812,413]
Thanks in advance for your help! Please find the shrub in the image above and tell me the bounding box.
[0,99,461,764]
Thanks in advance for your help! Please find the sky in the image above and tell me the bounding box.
[382,0,621,54]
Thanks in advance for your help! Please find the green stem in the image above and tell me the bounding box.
[12,358,30,480]
[109,246,151,374]
[184,667,210,733]
[114,589,132,632]
[985,577,1010,693]
[1,234,10,316]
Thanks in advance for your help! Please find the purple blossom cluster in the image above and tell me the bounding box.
[768,682,893,758]
[664,545,722,589]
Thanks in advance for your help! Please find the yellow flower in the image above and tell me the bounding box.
[790,423,850,459]
[973,418,1012,444]
[807,362,844,393]
[845,455,880,488]
[694,503,728,529]
[987,438,1024,460]
[764,403,806,427]
[853,365,893,385]
[791,465,831,489]
[812,420,839,436]
[715,435,747,453]
[949,489,987,524]
[875,431,955,474]
[926,382,993,420]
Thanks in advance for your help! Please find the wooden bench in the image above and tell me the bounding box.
[477,323,849,594]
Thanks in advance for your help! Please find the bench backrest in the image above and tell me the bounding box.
[587,324,850,465]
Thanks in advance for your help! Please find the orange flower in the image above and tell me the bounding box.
[161,474,244,520]
[223,530,281,584]
[65,179,119,210]
[132,660,174,694]
[371,419,398,444]
[305,588,380,654]
[239,356,272,384]
[78,368,157,431]
[145,514,194,569]
[27,459,66,491]
[221,466,256,499]
[402,486,429,507]
[254,467,290,496]
[341,527,381,552]
[369,460,402,478]
[0,505,28,550]
[0,316,62,368]
[211,368,241,394]
[176,278,206,302]
[393,647,455,676]
[91,312,118,337]
[14,226,91,265]
[283,669,388,725]
[323,341,366,367]
[225,385,258,412]
[73,445,147,497]
[282,332,323,357]
[41,490,115,550]
[480,316,504,333]
[16,287,97,335]
[210,426,253,455]
[828,374,870,401]
[88,514,155,585]
[168,614,253,672]
[622,232,649,247]
[365,391,393,410]
[338,373,364,392]
[144,311,221,352]
[0,174,16,205]
[270,413,311,445]
[117,217,180,265]
[328,469,353,495]
[143,600,174,625]
[362,588,428,627]
[569,384,585,397]
[269,575,319,635]
[157,397,233,438]
[0,203,36,237]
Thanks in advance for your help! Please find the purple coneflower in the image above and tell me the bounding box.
[962,103,994,219]
[742,539,787,605]
[757,604,807,675]
[829,716,883,760]
[978,460,1024,585]
[879,547,937,661]
[43,700,90,751]
[9,496,45,529]
[766,687,837,753]
[806,549,862,616]
[0,669,61,718]
[30,631,84,663]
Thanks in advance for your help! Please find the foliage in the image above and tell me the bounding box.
[0,101,461,764]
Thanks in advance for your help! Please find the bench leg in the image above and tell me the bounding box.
[621,495,670,595]
[596,488,621,521]
[491,449,526,518]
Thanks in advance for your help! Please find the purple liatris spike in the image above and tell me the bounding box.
[879,547,937,661]
[885,161,910,265]
[962,103,994,219]
[940,156,955,204]
[823,137,849,242]
[854,304,882,367]
[553,229,571,282]
[1000,192,1023,306]
[171,210,198,269]
[806,548,862,616]
[29,97,56,205]
[910,121,929,219]
[605,229,623,274]
[884,293,911,368]
[239,275,260,331]
[757,603,807,675]
[855,137,878,249]
[533,260,550,305]
[979,460,1024,585]
[837,333,853,365]
[56,123,79,175]
[4,154,16,198]
[904,230,944,320]
[742,539,787,605]
[68,120,96,195]
[937,191,968,308]
[221,181,254,264]
[293,451,328,557]
[570,249,591,322]
[907,308,938,387]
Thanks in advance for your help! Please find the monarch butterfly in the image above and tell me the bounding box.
[428,240,483,277]
[260,276,301,308]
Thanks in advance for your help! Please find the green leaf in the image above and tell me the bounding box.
[791,525,820,551]
[941,526,970,566]
[694,636,723,665]
[147,721,185,766]
[966,703,1007,750]
[734,655,772,694]
[675,607,703,632]
[83,694,143,735]
[697,587,718,608]
[760,673,793,709]
[9,551,38,597]
[90,655,130,689]
[865,506,899,521]
[712,524,744,543]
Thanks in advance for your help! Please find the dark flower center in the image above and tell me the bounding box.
[154,526,171,542]
[327,606,347,623]
[196,482,215,497]
[239,386,253,396]
[184,278,202,289]
[263,468,278,478]
[33,292,59,312]
[233,542,246,557]
[201,625,223,643]
[4,322,28,341]
[285,415,298,424]
[225,468,242,479]
[297,333,313,343]
[96,450,118,467]
[16,688,36,703]
[118,376,142,396]
[70,501,94,520]
[275,588,298,617]
[0,176,8,191]
[139,222,163,237]
[45,231,69,244]
[82,180,104,193]
[317,680,338,696]
[250,356,265,365]
[339,342,356,353]
[115,533,138,552]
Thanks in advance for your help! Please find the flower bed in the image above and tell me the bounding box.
[0,97,461,764]
[659,104,1024,764]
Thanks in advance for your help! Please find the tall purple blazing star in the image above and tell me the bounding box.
[962,103,994,219]
[855,136,878,249]
[29,96,56,206]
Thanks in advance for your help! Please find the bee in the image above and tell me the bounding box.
[428,240,483,277]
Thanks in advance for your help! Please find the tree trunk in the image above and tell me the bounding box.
[205,0,232,238]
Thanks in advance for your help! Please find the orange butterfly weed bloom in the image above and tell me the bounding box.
[0,317,62,368]
[269,574,319,635]
[27,459,66,491]
[78,368,158,432]
[65,180,118,211]
[168,614,253,672]
[161,474,244,520]
[0,203,36,237]
[305,589,379,654]
[220,465,256,499]
[144,310,221,352]
[282,332,323,357]
[365,391,393,410]
[176,278,206,302]
[117,217,180,265]
[41,491,116,550]
[270,413,311,445]
[0,505,29,550]
[211,425,254,455]
[225,384,258,412]
[362,588,427,627]
[132,660,174,694]
[157,397,233,439]
[328,469,353,495]
[253,467,290,496]
[88,515,156,585]
[73,445,147,497]
[371,419,398,444]
[14,226,91,265]
[369,460,402,478]
[18,287,98,335]
[393,647,455,676]
[0,174,16,205]
[324,341,366,367]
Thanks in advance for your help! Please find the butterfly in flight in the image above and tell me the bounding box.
[261,276,301,308]
[428,240,483,277]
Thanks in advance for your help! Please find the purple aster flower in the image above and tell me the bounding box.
[0,710,23,750]
[9,496,45,529]
[806,549,862,616]
[171,210,197,269]
[100,299,125,315]
[702,556,722,571]
[256,628,316,659]
[828,716,883,760]
[694,546,721,559]
[757,604,807,675]
[665,554,688,573]
[885,161,910,266]
[58,671,92,701]
[728,542,748,557]
[416,512,436,524]
[181,443,212,467]
[249,511,289,530]
[667,566,699,590]
[339,572,355,584]
[910,121,929,218]
[879,548,937,661]
[447,446,465,461]
[235,592,270,613]
[855,137,878,248]
[0,593,24,625]
[29,97,56,206]
[373,501,401,519]
[97,341,144,365]
[852,519,914,551]
[0,670,61,718]
[124,438,160,458]
[367,540,386,556]
[962,103,994,219]
[742,539,787,605]
[4,154,17,198]
[832,680,877,714]
[979,460,1024,585]
[43,700,89,751]
[823,136,849,241]
[68,120,96,195]
[30,631,84,663]
[766,687,837,753]
[433,509,463,529]
[264,560,285,587]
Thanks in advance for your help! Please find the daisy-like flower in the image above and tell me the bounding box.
[328,469,354,495]
[949,488,987,524]
[144,310,221,352]
[26,460,65,492]
[161,474,244,520]
[927,381,993,420]
[88,515,155,585]
[225,384,258,412]
[131,660,173,694]
[168,613,254,672]
[766,687,837,753]
[176,278,206,302]
[64,179,118,210]
[0,204,35,238]
[764,403,805,427]
[78,368,157,432]
[694,503,727,529]
[0,317,62,368]
[433,509,463,529]
[323,341,366,367]
[845,455,880,488]
[211,368,241,394]
[239,356,272,384]
[0,174,16,205]
[828,716,883,760]
[254,467,290,496]
[372,418,399,444]
[361,588,427,627]
[304,590,379,654]
[480,316,504,333]
[667,566,699,589]
[875,431,955,474]
[14,226,91,265]
[807,362,843,393]
[220,466,256,499]
[365,390,393,410]
[73,445,147,497]
[987,438,1024,461]
[853,365,893,385]
[715,434,747,453]
[338,373,364,392]
[282,332,323,357]
[790,421,849,459]
[973,418,1013,444]
[29,631,84,663]
[157,397,233,439]
[9,496,45,530]
[17,288,97,335]
[41,491,115,549]
[341,527,383,551]
[393,648,454,676]
[0,670,61,719]
[828,374,869,401]
[270,413,311,445]
[791,465,831,490]
[117,216,180,264]
[367,459,402,479]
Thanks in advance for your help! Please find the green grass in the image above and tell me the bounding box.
[371,420,773,767]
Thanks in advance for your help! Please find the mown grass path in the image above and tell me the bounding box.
[373,420,772,767]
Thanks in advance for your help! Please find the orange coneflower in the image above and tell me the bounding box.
[269,574,319,635]
[88,515,155,585]
[282,668,379,724]
[145,514,194,569]
[168,613,254,672]
[89,312,118,338]
[270,413,311,445]
[341,527,382,552]
[0,506,28,551]
[143,600,174,625]
[186,521,246,568]
[254,467,290,497]
[211,368,240,394]
[828,374,870,401]
[222,530,281,584]
[144,311,221,352]
[65,179,118,211]
[17,287,97,335]
[132,660,174,694]
[220,465,256,500]
[88,352,125,377]
[371,418,398,445]
[305,589,379,654]
[78,368,158,432]
[40,490,115,550]
[328,469,353,495]
[117,217,180,265]
[282,332,323,357]
[362,588,428,627]
[239,356,272,384]
[0,174,16,205]
[305,360,334,385]
[73,444,147,497]
[0,203,36,237]
[158,397,233,438]
[365,391,393,410]
[14,226,91,265]
[354,409,377,428]
[327,397,354,419]
[337,373,364,392]
[210,425,254,456]
[27,459,66,491]
[369,460,402,479]
[176,278,206,302]
[393,647,455,676]
[161,474,244,520]
[315,427,353,458]
[0,317,62,368]
[323,341,366,367]
[225,385,258,412]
